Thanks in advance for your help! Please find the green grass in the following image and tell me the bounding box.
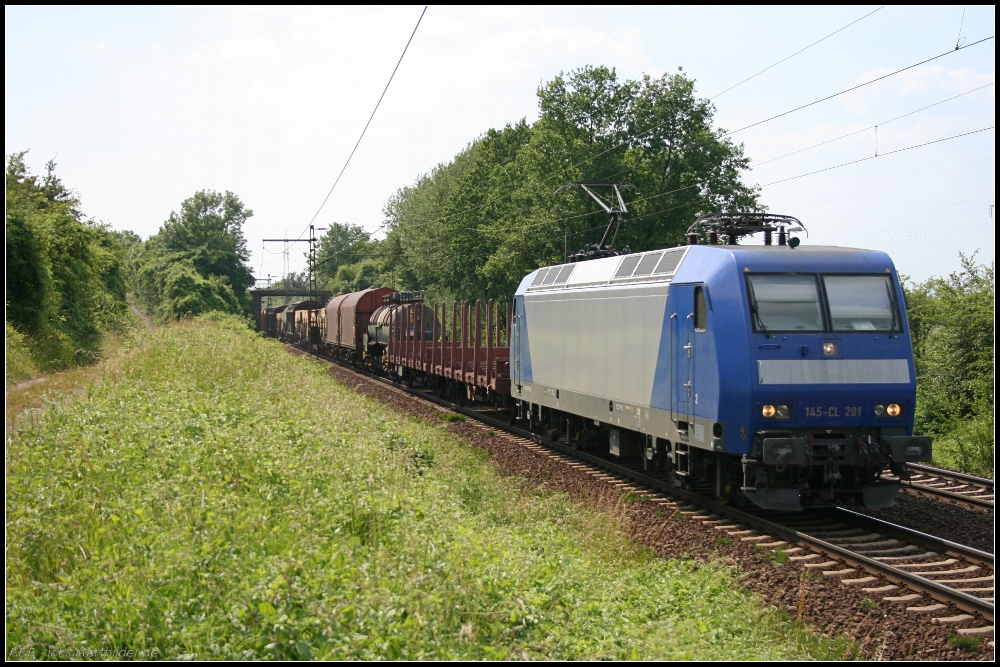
[6,316,856,660]
[947,632,981,651]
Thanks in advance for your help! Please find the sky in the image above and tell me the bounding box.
[5,5,995,283]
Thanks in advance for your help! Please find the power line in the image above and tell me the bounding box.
[459,146,993,244]
[710,6,885,100]
[405,34,994,233]
[824,207,991,243]
[783,156,994,210]
[297,6,427,241]
[810,194,995,235]
[754,82,995,167]
[759,126,994,187]
[723,36,994,137]
[885,217,993,250]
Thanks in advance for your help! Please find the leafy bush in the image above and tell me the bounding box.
[5,321,38,384]
[5,152,136,369]
[905,255,994,477]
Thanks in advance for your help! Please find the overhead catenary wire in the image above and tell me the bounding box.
[822,207,993,243]
[398,35,995,234]
[464,145,995,243]
[294,6,427,243]
[758,126,994,187]
[808,194,995,235]
[709,6,886,100]
[754,82,995,167]
[783,155,994,210]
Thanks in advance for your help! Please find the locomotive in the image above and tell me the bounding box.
[264,213,932,511]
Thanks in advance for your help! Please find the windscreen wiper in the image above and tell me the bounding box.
[885,280,899,332]
[747,280,770,338]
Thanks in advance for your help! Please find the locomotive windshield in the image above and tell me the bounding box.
[823,275,900,332]
[746,273,903,333]
[746,274,824,332]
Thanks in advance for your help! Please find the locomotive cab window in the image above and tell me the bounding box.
[746,274,824,333]
[823,275,901,332]
[694,286,708,331]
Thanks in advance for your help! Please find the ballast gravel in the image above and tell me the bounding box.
[317,358,994,661]
[855,488,994,554]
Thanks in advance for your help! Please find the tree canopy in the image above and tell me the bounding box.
[132,190,255,319]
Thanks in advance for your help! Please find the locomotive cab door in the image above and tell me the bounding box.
[671,284,707,437]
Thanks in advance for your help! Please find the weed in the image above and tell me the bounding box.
[715,537,733,546]
[485,429,495,437]
[948,633,981,651]
[440,413,466,423]
[621,491,648,504]
[672,511,690,521]
[858,597,879,611]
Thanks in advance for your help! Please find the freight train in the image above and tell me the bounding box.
[262,213,932,511]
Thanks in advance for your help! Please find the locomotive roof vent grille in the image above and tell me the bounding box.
[614,255,642,279]
[632,251,663,276]
[610,247,688,282]
[528,264,577,290]
[653,248,686,275]
[554,265,575,283]
[530,268,550,287]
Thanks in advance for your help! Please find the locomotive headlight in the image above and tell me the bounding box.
[886,403,902,417]
[822,341,839,356]
[775,405,791,419]
[874,404,886,417]
[762,405,776,418]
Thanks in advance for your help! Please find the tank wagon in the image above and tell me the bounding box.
[267,213,932,511]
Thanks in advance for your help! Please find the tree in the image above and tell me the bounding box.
[379,65,759,304]
[132,190,255,319]
[6,151,133,367]
[315,222,373,286]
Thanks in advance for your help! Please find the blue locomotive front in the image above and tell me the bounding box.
[660,244,931,510]
[511,234,931,511]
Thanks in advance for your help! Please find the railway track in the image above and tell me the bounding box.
[293,344,996,638]
[904,463,995,509]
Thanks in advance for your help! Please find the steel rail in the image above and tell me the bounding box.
[291,343,995,623]
[904,463,994,509]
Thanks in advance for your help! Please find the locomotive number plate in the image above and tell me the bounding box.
[805,406,862,418]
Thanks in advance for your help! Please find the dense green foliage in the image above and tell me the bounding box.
[906,255,995,477]
[317,66,757,302]
[132,190,255,319]
[5,152,134,370]
[7,317,853,660]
